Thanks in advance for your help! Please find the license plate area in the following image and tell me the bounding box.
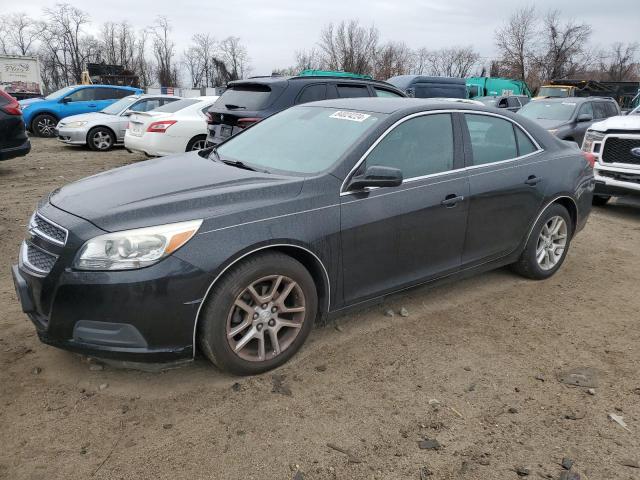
[130,123,143,136]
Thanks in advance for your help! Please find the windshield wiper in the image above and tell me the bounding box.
[225,104,246,110]
[221,159,270,173]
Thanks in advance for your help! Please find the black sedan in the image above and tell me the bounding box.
[0,90,31,161]
[12,98,595,375]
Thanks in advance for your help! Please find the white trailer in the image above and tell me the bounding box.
[0,55,43,99]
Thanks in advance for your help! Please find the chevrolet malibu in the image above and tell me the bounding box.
[12,98,594,375]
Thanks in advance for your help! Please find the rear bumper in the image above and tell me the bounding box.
[0,138,31,161]
[124,132,180,157]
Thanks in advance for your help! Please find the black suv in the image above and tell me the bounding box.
[205,73,406,145]
[518,96,620,146]
[0,90,31,161]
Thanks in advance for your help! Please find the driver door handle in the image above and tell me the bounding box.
[525,175,542,186]
[441,194,464,207]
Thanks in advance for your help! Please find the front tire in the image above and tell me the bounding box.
[512,204,572,280]
[592,195,610,206]
[87,127,115,151]
[199,252,318,375]
[32,113,57,137]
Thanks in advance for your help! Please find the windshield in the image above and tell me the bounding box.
[216,106,385,174]
[151,98,198,113]
[214,85,272,111]
[538,86,571,98]
[44,86,75,100]
[519,101,576,122]
[100,96,138,115]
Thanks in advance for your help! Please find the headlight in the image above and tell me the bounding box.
[74,219,203,270]
[64,121,88,128]
[582,130,605,153]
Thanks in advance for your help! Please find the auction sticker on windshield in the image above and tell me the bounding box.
[329,111,371,122]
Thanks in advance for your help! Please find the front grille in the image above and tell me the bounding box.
[31,213,67,245]
[602,137,640,165]
[22,242,57,274]
[598,169,640,184]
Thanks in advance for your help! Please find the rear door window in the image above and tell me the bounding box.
[337,84,370,98]
[295,84,328,104]
[593,102,608,119]
[507,97,521,108]
[604,102,618,117]
[214,84,272,111]
[68,88,98,102]
[464,114,518,165]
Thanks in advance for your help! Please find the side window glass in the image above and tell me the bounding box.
[464,114,518,165]
[515,127,537,156]
[593,102,608,119]
[131,99,161,112]
[337,85,369,98]
[374,88,403,98]
[365,114,454,179]
[296,84,327,104]
[578,102,594,118]
[507,97,520,108]
[67,88,94,102]
[605,102,618,117]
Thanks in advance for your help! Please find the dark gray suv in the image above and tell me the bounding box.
[518,97,620,146]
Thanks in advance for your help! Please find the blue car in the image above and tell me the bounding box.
[19,85,143,137]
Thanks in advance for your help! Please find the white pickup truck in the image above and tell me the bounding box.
[582,105,640,205]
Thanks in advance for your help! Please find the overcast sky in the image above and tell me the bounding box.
[9,0,640,75]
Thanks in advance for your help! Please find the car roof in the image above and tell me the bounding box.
[228,75,402,90]
[302,97,501,114]
[72,84,140,90]
[533,96,615,103]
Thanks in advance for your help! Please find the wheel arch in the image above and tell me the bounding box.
[30,110,59,130]
[191,242,331,358]
[186,133,207,151]
[524,195,579,247]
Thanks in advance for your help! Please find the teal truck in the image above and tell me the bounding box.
[466,77,533,99]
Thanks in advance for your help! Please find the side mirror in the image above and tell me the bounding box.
[61,96,71,103]
[347,165,403,191]
[577,113,593,122]
[122,110,133,116]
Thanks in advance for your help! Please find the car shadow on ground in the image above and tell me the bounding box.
[595,196,640,222]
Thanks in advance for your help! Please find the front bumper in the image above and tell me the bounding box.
[12,204,211,362]
[594,164,640,196]
[56,126,88,145]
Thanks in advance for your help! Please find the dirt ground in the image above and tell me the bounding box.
[1,138,639,480]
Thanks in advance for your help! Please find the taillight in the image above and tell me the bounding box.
[582,151,596,168]
[205,112,214,124]
[0,90,22,115]
[237,118,261,129]
[147,120,177,133]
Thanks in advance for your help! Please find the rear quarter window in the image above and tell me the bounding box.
[295,84,327,104]
[337,84,370,98]
[374,88,403,98]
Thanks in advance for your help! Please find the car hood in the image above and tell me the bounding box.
[530,118,569,130]
[58,112,115,125]
[19,97,45,107]
[590,115,640,132]
[49,152,304,232]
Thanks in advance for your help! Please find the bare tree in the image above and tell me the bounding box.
[100,21,136,69]
[318,20,379,75]
[535,10,591,80]
[216,36,251,81]
[150,16,177,87]
[598,42,639,81]
[133,28,153,87]
[494,5,537,82]
[2,12,42,55]
[374,41,413,79]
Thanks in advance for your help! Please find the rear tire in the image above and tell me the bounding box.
[592,195,610,206]
[186,135,207,152]
[199,252,318,375]
[512,203,572,280]
[32,114,57,137]
[87,127,115,151]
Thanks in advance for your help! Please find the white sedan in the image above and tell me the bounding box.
[124,96,219,156]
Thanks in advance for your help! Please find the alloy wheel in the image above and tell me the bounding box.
[37,117,55,136]
[191,139,206,151]
[226,275,306,362]
[92,131,112,150]
[536,216,567,270]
